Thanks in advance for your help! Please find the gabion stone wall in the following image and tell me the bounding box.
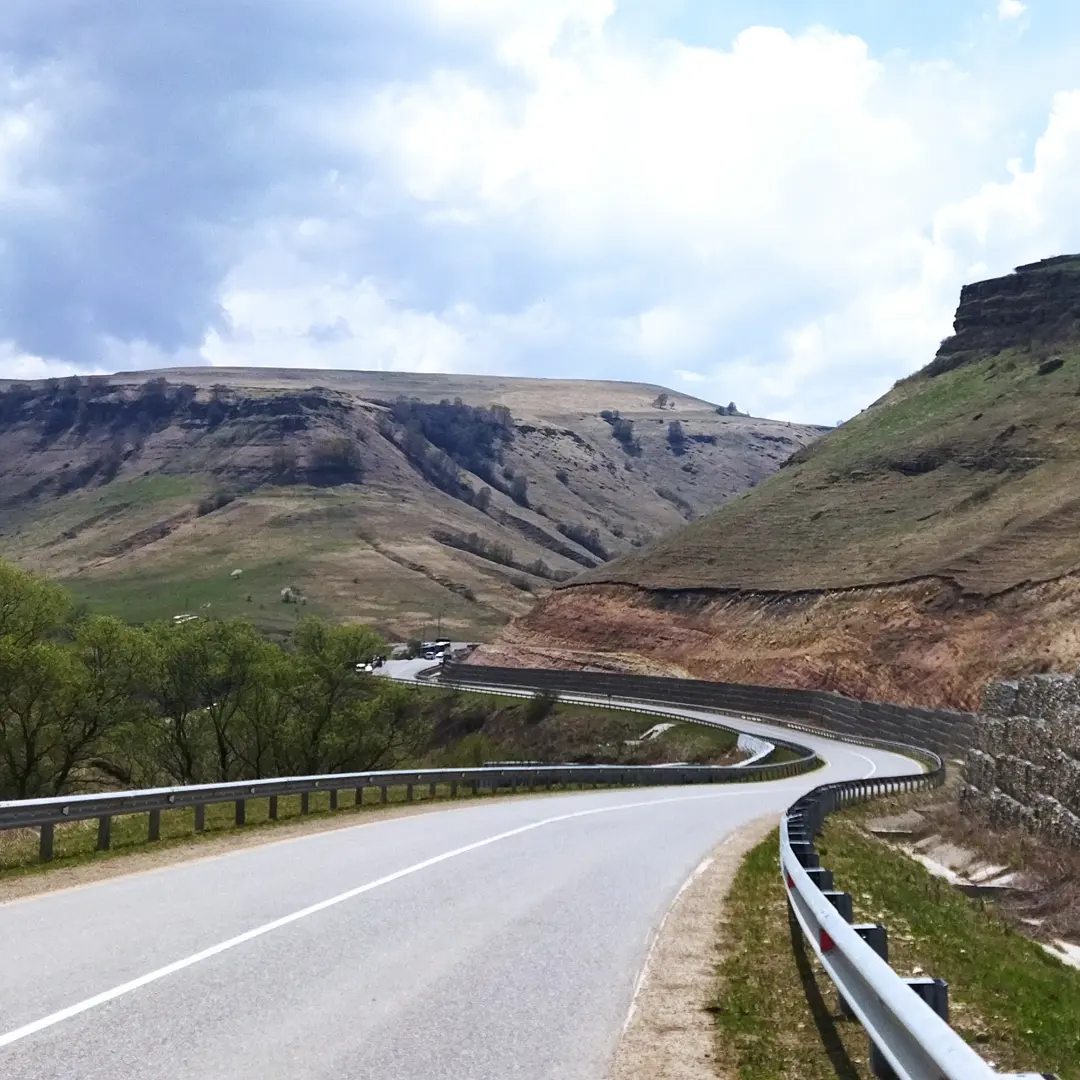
[963,673,1080,847]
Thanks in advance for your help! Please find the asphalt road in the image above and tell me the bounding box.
[0,705,916,1080]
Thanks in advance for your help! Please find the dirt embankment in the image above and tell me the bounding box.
[472,577,1080,710]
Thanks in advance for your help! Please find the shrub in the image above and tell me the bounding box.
[196,487,237,517]
[610,416,642,456]
[556,522,609,560]
[666,419,686,454]
[509,474,529,507]
[308,437,364,485]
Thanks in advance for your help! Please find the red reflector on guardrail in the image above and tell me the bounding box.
[821,930,836,953]
[786,873,794,888]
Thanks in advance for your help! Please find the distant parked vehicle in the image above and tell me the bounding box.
[421,639,451,661]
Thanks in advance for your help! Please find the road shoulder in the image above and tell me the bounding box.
[609,813,775,1080]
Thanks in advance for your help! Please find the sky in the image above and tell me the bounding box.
[3,1,1080,424]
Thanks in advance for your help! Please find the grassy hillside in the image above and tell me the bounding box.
[0,369,823,640]
[582,260,1080,596]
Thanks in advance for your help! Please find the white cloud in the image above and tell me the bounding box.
[339,16,1014,419]
[997,0,1027,21]
[6,2,1080,426]
[202,243,570,376]
[932,90,1080,267]
[0,342,76,381]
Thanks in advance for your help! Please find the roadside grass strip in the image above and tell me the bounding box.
[713,824,1080,1080]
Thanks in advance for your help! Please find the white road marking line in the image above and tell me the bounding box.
[0,787,799,1051]
[850,751,878,778]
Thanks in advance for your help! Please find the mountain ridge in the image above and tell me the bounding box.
[0,367,824,640]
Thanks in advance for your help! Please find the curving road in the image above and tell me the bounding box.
[0,700,916,1080]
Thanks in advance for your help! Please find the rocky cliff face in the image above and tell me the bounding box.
[927,255,1080,376]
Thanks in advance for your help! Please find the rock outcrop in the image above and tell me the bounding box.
[927,254,1080,376]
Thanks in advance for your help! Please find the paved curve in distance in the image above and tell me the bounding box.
[0,700,915,1079]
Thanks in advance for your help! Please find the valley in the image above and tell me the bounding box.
[0,368,824,640]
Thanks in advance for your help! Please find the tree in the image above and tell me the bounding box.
[652,392,669,409]
[666,420,686,455]
[510,474,529,507]
[234,647,300,779]
[285,619,386,773]
[54,616,152,793]
[145,621,214,784]
[0,562,71,646]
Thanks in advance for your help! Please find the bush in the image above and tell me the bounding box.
[610,416,642,456]
[557,522,610,560]
[525,690,558,725]
[509,474,530,507]
[666,419,686,455]
[196,488,237,517]
[308,437,363,485]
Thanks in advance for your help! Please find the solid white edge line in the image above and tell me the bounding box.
[0,787,798,1051]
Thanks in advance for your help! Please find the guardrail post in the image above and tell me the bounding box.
[39,823,54,863]
[195,804,205,831]
[789,841,820,869]
[268,796,277,821]
[97,815,111,851]
[379,784,388,804]
[148,809,161,842]
[822,891,854,921]
[329,789,338,810]
[870,979,948,1079]
[355,787,363,806]
[905,978,948,1022]
[235,799,245,826]
[406,784,414,802]
[804,867,834,891]
[450,780,458,798]
[428,782,436,799]
[853,923,888,962]
[838,924,889,1018]
[300,792,309,815]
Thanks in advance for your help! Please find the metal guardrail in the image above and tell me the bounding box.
[781,757,1054,1080]
[1,750,821,864]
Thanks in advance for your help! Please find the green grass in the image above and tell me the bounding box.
[713,821,1080,1080]
[654,721,738,758]
[97,474,206,507]
[821,818,1080,1075]
[64,557,320,630]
